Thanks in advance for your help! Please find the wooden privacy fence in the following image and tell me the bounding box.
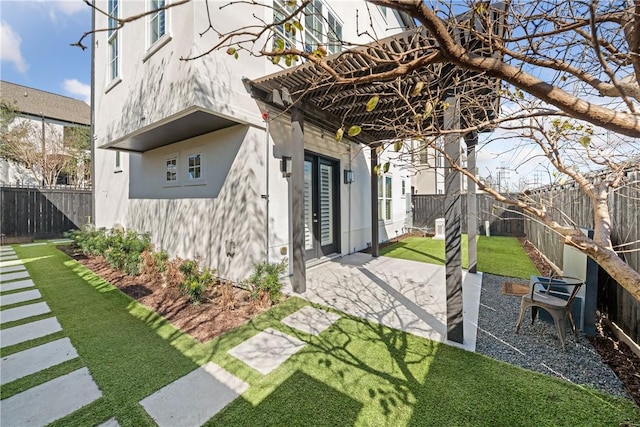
[1,186,92,239]
[412,193,524,237]
[523,170,640,343]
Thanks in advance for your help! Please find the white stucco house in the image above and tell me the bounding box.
[93,0,418,285]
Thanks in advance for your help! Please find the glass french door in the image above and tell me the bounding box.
[304,153,340,261]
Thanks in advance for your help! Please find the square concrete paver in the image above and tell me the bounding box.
[0,367,102,426]
[1,278,35,292]
[49,239,73,244]
[97,418,121,427]
[0,264,26,274]
[0,271,30,283]
[0,301,51,324]
[140,362,248,427]
[281,306,341,336]
[0,317,62,348]
[20,242,47,247]
[0,255,18,262]
[228,328,307,375]
[0,289,41,307]
[1,338,79,385]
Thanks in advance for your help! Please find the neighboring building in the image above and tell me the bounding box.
[92,1,414,283]
[0,81,91,187]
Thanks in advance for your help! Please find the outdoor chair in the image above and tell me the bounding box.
[515,276,584,351]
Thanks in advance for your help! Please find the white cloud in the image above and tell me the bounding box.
[0,20,28,73]
[53,0,87,15]
[63,79,91,104]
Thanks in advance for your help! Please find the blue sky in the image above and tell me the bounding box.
[1,0,92,103]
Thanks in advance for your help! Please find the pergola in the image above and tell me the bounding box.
[245,22,501,344]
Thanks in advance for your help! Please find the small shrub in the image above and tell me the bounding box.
[140,250,163,283]
[103,230,151,275]
[219,280,236,311]
[164,257,185,289]
[245,259,287,305]
[178,259,216,304]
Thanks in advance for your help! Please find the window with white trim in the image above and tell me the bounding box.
[108,0,119,81]
[149,0,166,46]
[187,153,202,180]
[378,175,392,221]
[165,155,178,183]
[273,0,296,50]
[304,0,323,53]
[327,12,342,54]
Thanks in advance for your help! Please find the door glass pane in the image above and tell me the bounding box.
[304,160,313,251]
[319,163,333,246]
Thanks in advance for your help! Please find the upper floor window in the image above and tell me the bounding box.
[273,0,296,50]
[326,12,342,55]
[304,0,324,53]
[108,0,119,81]
[149,0,166,46]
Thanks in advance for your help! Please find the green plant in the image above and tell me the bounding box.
[245,259,287,305]
[103,230,151,275]
[178,259,215,304]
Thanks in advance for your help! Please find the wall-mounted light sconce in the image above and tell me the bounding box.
[226,239,236,257]
[281,156,292,177]
[344,169,355,184]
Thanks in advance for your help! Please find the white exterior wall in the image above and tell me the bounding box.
[93,0,411,280]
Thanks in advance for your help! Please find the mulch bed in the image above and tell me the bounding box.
[58,245,269,343]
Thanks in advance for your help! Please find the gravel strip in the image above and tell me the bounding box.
[475,273,628,398]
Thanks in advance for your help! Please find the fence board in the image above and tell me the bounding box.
[1,186,92,239]
[412,193,524,237]
[523,175,640,343]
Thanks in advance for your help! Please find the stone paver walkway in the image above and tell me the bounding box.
[140,362,249,427]
[0,246,103,426]
[0,245,348,426]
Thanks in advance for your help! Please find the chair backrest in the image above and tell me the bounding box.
[537,276,584,307]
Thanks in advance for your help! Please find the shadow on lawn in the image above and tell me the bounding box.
[211,266,446,426]
[382,241,446,264]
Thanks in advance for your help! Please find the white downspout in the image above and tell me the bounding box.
[263,112,270,262]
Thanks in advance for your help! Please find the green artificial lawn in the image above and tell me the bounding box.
[380,235,540,279]
[1,243,637,426]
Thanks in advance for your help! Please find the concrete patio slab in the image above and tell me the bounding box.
[0,302,51,323]
[140,362,248,427]
[1,278,35,292]
[0,249,16,256]
[228,328,307,375]
[0,271,30,283]
[0,367,102,426]
[1,338,79,385]
[0,317,62,348]
[1,245,14,251]
[20,242,47,247]
[281,306,341,336]
[0,289,41,306]
[282,253,482,351]
[97,418,121,427]
[0,255,18,261]
[0,264,27,274]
